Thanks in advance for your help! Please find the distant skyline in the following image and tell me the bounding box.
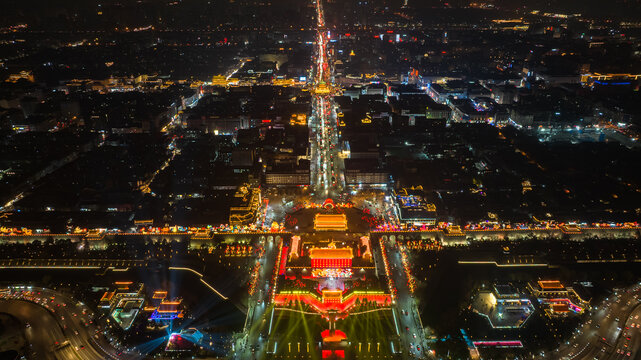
[2,0,640,28]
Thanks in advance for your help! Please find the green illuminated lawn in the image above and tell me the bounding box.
[265,305,398,359]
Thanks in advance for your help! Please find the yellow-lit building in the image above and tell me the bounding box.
[6,71,34,83]
[313,214,347,231]
[290,113,308,126]
[313,83,331,94]
[273,78,296,87]
[229,184,262,226]
[211,75,228,87]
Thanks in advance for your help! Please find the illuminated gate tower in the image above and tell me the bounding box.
[274,238,389,312]
[272,237,390,359]
[309,245,352,269]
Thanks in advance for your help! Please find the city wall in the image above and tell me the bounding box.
[0,227,639,248]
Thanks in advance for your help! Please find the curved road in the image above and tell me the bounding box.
[0,286,137,360]
[552,283,641,360]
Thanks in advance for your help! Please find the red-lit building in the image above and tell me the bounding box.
[309,247,353,268]
[322,289,343,304]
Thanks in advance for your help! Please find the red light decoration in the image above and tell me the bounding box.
[311,258,352,268]
[274,292,391,313]
[321,329,347,340]
[322,198,335,209]
[279,246,289,275]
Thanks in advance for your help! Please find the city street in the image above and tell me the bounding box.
[237,236,280,360]
[309,0,343,198]
[383,239,429,359]
[0,286,134,360]
[554,284,641,359]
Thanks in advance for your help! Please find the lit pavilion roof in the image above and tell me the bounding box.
[309,247,353,259]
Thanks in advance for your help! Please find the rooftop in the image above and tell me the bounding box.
[538,280,565,290]
[309,247,354,260]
